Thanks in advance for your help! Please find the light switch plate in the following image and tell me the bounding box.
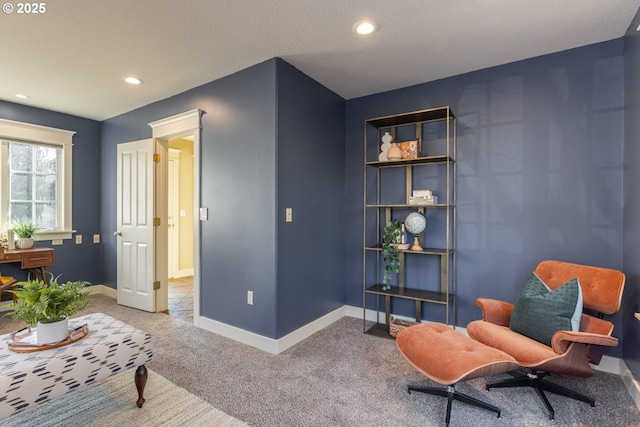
[199,207,208,221]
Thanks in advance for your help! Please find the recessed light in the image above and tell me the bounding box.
[353,20,377,35]
[15,94,28,99]
[124,76,143,85]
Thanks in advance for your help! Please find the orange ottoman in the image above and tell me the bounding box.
[397,323,518,426]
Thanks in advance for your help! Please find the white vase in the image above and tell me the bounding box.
[37,317,69,345]
[16,238,34,249]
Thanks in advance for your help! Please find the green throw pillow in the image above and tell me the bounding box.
[509,272,583,346]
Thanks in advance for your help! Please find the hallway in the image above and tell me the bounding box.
[167,276,193,322]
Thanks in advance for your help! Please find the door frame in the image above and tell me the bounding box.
[149,110,202,326]
[167,148,181,278]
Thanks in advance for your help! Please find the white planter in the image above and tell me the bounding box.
[16,238,34,249]
[37,317,69,345]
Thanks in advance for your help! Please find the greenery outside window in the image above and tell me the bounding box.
[0,119,75,240]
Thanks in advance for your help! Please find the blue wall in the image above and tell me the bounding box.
[345,40,626,356]
[275,59,345,337]
[101,59,346,339]
[102,60,280,337]
[623,11,640,380]
[0,101,103,284]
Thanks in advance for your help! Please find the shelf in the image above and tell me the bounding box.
[363,106,456,332]
[366,155,453,168]
[365,245,452,255]
[366,203,452,209]
[366,106,455,128]
[365,284,453,304]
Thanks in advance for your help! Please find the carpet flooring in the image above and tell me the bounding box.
[1,293,639,426]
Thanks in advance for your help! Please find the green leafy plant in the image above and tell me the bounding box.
[7,276,91,327]
[382,219,403,289]
[12,219,37,239]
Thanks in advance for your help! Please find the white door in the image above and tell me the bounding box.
[116,139,156,312]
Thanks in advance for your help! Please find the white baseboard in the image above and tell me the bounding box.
[86,284,117,299]
[197,306,347,354]
[172,269,194,279]
[621,361,640,410]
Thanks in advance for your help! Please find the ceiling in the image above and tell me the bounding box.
[2,0,639,121]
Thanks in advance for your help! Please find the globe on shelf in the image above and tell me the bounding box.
[404,211,427,251]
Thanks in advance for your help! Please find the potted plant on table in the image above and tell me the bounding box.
[7,276,91,344]
[11,219,37,249]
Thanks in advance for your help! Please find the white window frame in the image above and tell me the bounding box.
[0,118,75,240]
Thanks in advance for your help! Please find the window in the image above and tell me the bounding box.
[0,119,75,240]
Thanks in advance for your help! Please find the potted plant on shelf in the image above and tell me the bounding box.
[382,219,404,290]
[12,219,37,249]
[7,276,91,344]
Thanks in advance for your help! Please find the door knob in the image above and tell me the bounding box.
[114,231,122,236]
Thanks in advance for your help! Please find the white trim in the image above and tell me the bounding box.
[149,110,200,139]
[621,361,640,411]
[84,284,117,299]
[174,268,194,278]
[149,109,202,325]
[36,230,74,241]
[197,306,346,354]
[0,119,75,234]
[0,118,75,146]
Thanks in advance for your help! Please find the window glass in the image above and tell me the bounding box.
[6,142,60,229]
[0,118,75,239]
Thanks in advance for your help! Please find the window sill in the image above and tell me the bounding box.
[34,230,75,241]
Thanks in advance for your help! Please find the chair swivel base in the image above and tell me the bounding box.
[408,384,501,426]
[486,370,595,420]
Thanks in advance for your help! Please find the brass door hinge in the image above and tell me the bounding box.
[153,218,160,226]
[153,154,161,163]
[153,281,161,290]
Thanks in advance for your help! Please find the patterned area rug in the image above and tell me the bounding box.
[0,368,249,427]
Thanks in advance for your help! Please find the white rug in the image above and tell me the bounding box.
[0,368,249,427]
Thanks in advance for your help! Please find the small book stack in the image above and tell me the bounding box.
[409,189,438,206]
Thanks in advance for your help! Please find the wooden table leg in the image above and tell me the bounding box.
[27,267,48,284]
[135,364,148,408]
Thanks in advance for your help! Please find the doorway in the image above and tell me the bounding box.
[167,137,195,321]
[148,108,202,326]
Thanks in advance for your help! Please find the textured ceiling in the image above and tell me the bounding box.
[1,0,639,121]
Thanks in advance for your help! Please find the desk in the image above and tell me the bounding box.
[0,247,55,284]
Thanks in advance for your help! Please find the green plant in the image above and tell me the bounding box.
[7,276,91,327]
[12,219,37,239]
[382,219,403,289]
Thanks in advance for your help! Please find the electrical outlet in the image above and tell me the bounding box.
[285,208,292,222]
[247,290,254,305]
[75,235,82,244]
[93,234,100,244]
[51,239,63,245]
